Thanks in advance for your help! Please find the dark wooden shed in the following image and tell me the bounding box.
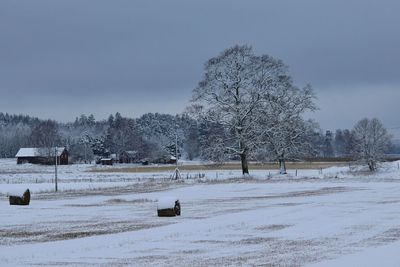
[101,158,113,165]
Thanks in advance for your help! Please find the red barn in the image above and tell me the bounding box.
[16,147,69,165]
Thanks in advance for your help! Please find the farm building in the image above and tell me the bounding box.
[100,158,113,165]
[169,156,177,165]
[15,147,69,165]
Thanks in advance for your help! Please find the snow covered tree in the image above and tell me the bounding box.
[183,119,200,160]
[334,129,345,156]
[0,123,31,157]
[323,130,334,157]
[352,118,391,171]
[342,129,355,156]
[197,120,228,163]
[91,137,109,158]
[28,120,62,161]
[257,82,317,174]
[192,45,290,174]
[69,142,94,163]
[334,129,355,157]
[192,45,316,175]
[29,120,61,148]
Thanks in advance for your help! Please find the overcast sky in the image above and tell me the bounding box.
[0,0,399,137]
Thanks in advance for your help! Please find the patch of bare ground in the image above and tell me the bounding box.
[232,237,276,245]
[255,224,293,231]
[234,238,334,267]
[363,227,400,245]
[181,238,332,267]
[204,186,353,204]
[107,237,340,267]
[124,255,171,266]
[104,198,154,205]
[34,180,186,200]
[345,224,374,232]
[376,199,400,204]
[30,262,100,266]
[0,229,47,240]
[64,198,154,207]
[154,235,342,267]
[0,221,171,245]
[273,202,303,207]
[89,162,348,173]
[175,249,205,255]
[192,239,228,244]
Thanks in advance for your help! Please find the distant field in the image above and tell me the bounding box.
[90,161,350,173]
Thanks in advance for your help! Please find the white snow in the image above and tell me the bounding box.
[1,159,400,266]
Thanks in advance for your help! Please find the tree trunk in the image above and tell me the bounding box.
[240,151,249,175]
[368,160,376,171]
[238,137,249,175]
[279,157,287,174]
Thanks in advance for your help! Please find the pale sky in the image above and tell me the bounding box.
[0,0,399,137]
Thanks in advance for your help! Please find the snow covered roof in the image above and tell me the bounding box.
[157,197,179,209]
[15,147,66,158]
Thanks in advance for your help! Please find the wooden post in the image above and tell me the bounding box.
[55,147,58,192]
[175,133,178,168]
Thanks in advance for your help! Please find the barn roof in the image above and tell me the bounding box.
[15,147,66,158]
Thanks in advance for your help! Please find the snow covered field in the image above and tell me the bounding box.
[1,159,400,266]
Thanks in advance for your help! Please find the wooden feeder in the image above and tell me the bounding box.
[157,197,180,217]
[9,189,30,206]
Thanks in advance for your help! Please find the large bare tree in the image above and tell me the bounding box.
[191,45,294,174]
[257,81,317,174]
[352,118,391,171]
[29,120,61,148]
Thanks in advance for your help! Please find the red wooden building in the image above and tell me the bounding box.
[16,147,69,165]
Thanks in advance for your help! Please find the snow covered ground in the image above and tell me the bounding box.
[1,159,400,266]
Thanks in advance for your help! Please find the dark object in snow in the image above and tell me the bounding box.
[157,199,180,217]
[9,189,30,206]
[101,158,113,165]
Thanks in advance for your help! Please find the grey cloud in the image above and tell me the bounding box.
[0,0,399,136]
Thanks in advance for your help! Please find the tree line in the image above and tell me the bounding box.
[0,45,395,172]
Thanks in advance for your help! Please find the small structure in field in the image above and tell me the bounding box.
[16,147,68,165]
[157,197,181,217]
[169,156,177,165]
[101,158,113,165]
[9,189,30,205]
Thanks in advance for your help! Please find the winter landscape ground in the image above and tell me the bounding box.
[1,159,400,266]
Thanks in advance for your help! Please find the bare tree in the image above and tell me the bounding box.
[191,45,288,174]
[29,120,61,148]
[257,82,317,174]
[352,118,391,171]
